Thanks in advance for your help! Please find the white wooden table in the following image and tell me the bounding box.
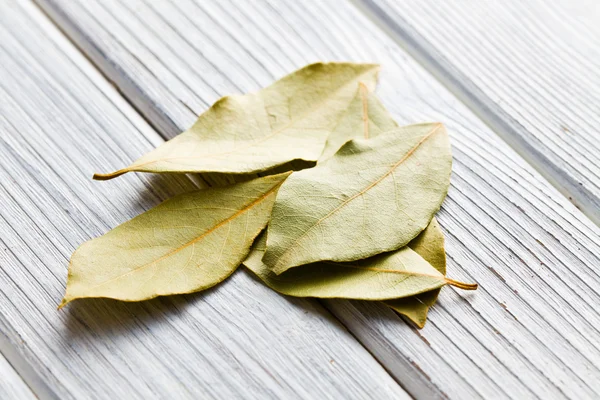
[1,1,599,398]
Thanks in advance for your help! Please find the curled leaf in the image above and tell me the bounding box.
[94,62,380,180]
[264,122,452,274]
[60,173,290,307]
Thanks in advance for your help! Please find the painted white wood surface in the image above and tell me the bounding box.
[34,0,600,398]
[359,0,600,225]
[0,352,35,400]
[0,2,410,399]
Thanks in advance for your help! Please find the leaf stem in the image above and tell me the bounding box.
[444,277,478,290]
[93,169,127,180]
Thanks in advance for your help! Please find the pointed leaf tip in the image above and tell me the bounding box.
[57,297,69,310]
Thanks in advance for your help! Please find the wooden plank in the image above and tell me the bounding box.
[0,331,55,399]
[0,2,410,399]
[34,0,600,398]
[358,0,600,225]
[0,351,35,400]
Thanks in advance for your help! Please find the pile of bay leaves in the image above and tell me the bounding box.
[61,62,476,328]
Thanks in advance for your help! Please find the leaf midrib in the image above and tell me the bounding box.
[359,83,369,139]
[323,261,445,283]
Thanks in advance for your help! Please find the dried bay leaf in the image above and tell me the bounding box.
[245,230,442,300]
[94,62,380,180]
[243,218,474,301]
[60,172,290,307]
[263,122,452,274]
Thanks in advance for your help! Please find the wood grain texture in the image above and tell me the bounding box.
[0,2,409,399]
[34,0,600,398]
[0,352,35,400]
[359,0,600,225]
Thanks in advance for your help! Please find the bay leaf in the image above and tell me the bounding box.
[320,83,397,161]
[60,172,290,307]
[93,62,379,180]
[384,217,446,328]
[263,122,452,274]
[244,218,475,301]
[245,230,440,300]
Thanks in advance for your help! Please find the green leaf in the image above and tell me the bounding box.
[93,62,380,180]
[320,83,397,161]
[263,122,452,274]
[60,172,290,307]
[384,217,446,328]
[244,224,448,301]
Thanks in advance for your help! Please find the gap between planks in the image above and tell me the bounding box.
[0,331,49,400]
